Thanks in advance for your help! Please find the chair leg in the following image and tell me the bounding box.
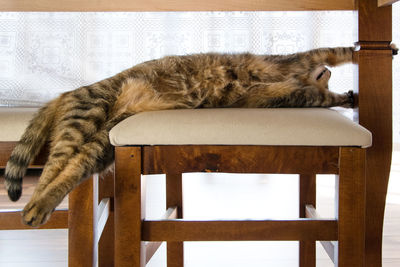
[358,49,392,266]
[98,171,115,267]
[99,211,115,267]
[336,147,366,267]
[364,148,390,267]
[115,146,146,267]
[166,173,184,267]
[68,178,94,267]
[356,1,393,265]
[299,174,316,267]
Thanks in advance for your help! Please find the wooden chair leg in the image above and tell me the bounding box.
[115,147,146,267]
[357,48,393,267]
[68,178,94,267]
[299,174,316,267]
[336,147,366,267]
[356,1,392,266]
[98,171,115,267]
[166,173,184,267]
[99,211,115,267]
[356,46,392,267]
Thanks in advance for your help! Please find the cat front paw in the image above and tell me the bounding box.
[391,43,398,56]
[22,198,55,227]
[340,90,354,108]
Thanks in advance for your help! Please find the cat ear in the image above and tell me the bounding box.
[316,68,327,80]
[310,66,331,87]
[311,65,328,80]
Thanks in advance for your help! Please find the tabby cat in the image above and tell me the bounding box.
[5,46,355,227]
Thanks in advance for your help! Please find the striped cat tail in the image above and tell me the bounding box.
[5,99,58,201]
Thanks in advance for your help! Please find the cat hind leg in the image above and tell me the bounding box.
[22,129,112,227]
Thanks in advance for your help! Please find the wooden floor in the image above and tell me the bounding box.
[0,151,399,266]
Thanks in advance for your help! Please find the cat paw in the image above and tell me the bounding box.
[22,199,54,227]
[391,43,398,56]
[340,90,354,108]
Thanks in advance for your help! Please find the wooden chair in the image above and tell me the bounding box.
[0,0,396,266]
[107,1,394,266]
[110,108,372,267]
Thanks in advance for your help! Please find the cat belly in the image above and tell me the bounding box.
[112,78,181,116]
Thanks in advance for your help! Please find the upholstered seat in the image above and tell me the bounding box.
[110,107,371,267]
[110,108,372,148]
[0,108,38,141]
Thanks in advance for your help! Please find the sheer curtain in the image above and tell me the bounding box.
[0,11,357,106]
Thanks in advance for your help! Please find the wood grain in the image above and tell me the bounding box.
[337,147,366,266]
[97,172,115,267]
[68,178,94,267]
[0,0,355,12]
[142,219,338,241]
[166,173,184,267]
[355,1,393,265]
[114,146,146,267]
[146,207,178,263]
[98,171,115,204]
[99,211,115,267]
[0,142,48,168]
[0,209,67,230]
[358,0,392,42]
[299,174,316,267]
[143,146,339,175]
[378,0,400,7]
[305,205,335,263]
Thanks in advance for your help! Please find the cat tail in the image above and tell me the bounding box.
[4,98,59,201]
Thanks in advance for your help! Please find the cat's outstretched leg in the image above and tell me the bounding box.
[238,82,353,108]
[300,47,355,67]
[287,88,354,108]
[29,132,84,202]
[28,110,106,202]
[22,128,112,227]
[22,113,132,227]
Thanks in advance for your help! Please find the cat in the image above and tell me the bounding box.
[5,46,355,227]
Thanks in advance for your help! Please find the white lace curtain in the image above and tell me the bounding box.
[0,11,357,106]
[0,9,399,142]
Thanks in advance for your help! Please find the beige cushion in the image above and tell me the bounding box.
[0,107,38,141]
[110,108,372,148]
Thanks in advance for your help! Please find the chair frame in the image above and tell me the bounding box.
[114,145,367,267]
[0,0,395,266]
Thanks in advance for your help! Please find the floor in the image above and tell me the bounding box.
[0,151,399,267]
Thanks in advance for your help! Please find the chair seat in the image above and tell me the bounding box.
[0,107,38,142]
[110,108,372,148]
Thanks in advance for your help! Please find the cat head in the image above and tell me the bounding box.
[309,65,331,88]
